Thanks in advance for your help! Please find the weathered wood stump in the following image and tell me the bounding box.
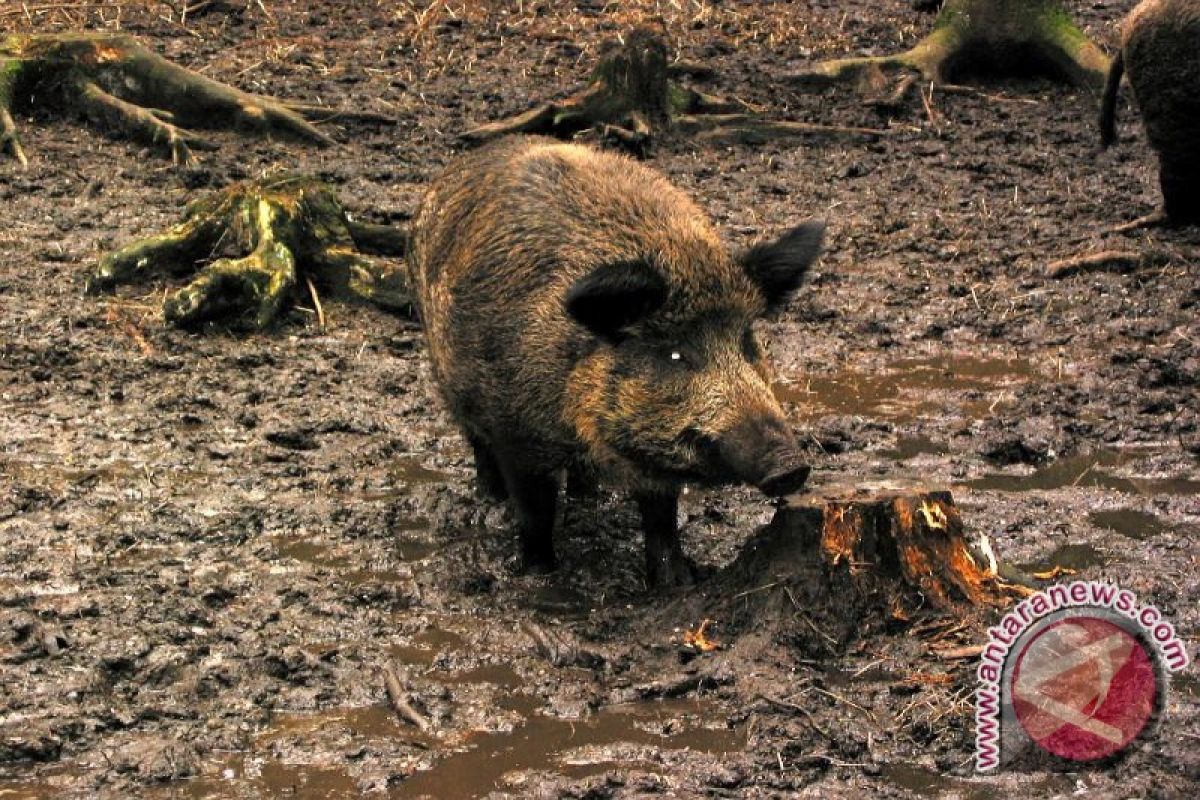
[462,27,887,155]
[88,175,410,330]
[663,483,1026,656]
[0,32,388,167]
[789,0,1110,110]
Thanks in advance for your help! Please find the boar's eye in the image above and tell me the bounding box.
[565,260,667,341]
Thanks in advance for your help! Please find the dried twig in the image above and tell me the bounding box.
[1046,250,1145,279]
[931,644,983,660]
[381,663,431,732]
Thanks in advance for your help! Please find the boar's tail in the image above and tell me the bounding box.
[1099,51,1124,149]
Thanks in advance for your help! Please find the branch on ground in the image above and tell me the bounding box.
[0,32,391,167]
[88,175,410,330]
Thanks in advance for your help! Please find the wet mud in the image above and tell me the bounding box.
[2,1,1198,798]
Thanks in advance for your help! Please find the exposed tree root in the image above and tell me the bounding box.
[88,175,410,330]
[461,27,885,154]
[789,0,1110,110]
[1109,210,1172,234]
[0,32,384,166]
[1046,248,1169,279]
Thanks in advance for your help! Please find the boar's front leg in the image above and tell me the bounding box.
[635,492,696,589]
[497,457,558,573]
[467,433,508,501]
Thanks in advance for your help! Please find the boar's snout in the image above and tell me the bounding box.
[706,415,810,497]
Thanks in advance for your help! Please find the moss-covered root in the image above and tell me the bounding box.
[0,32,379,166]
[89,176,410,330]
[790,0,1110,100]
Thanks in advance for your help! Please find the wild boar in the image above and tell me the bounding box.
[1100,0,1200,223]
[406,137,823,587]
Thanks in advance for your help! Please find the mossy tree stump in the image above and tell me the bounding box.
[88,175,409,330]
[790,0,1111,108]
[0,32,384,167]
[462,27,888,154]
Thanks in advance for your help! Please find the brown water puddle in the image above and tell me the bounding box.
[880,434,949,461]
[1017,543,1109,575]
[966,450,1200,495]
[774,355,1037,421]
[394,696,742,799]
[273,533,436,578]
[141,694,737,800]
[389,626,469,667]
[1088,509,1169,540]
[879,763,1071,799]
[0,766,86,800]
[158,706,415,800]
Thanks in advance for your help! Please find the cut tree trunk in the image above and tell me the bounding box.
[88,175,410,330]
[462,27,888,154]
[659,482,1031,655]
[790,0,1110,107]
[0,32,388,167]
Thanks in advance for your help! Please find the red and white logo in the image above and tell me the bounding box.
[1009,615,1158,762]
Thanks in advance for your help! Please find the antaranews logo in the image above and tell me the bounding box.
[975,580,1190,771]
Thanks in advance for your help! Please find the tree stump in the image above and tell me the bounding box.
[789,0,1111,108]
[0,32,387,167]
[461,27,887,155]
[662,483,1028,655]
[88,175,410,330]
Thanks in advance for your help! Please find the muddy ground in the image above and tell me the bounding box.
[1,1,1197,798]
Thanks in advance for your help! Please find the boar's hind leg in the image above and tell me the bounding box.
[1160,155,1200,225]
[467,433,508,501]
[498,459,558,573]
[635,492,696,589]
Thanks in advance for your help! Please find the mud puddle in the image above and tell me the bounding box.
[388,627,468,667]
[1088,508,1170,540]
[774,355,1037,421]
[1017,542,1109,575]
[139,695,738,800]
[352,457,456,502]
[395,696,742,799]
[880,764,1072,799]
[966,450,1200,495]
[273,530,435,572]
[880,434,950,461]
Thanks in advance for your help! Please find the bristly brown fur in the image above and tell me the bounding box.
[406,137,821,584]
[1107,0,1200,223]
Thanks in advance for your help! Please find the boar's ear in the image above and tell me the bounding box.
[565,260,668,340]
[740,220,825,315]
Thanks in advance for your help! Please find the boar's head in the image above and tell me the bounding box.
[563,220,824,497]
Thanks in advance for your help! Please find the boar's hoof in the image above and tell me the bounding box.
[758,463,812,498]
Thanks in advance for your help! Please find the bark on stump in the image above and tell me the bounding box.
[88,175,409,330]
[790,0,1111,108]
[0,32,385,167]
[461,27,887,154]
[665,483,1027,656]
